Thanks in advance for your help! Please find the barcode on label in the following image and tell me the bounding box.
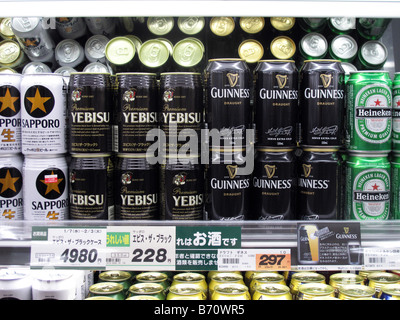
[222,258,240,264]
[368,257,387,264]
[106,258,122,264]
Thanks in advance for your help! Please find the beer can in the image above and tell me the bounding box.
[22,62,52,75]
[252,148,296,220]
[127,282,165,300]
[299,59,345,147]
[299,33,328,60]
[204,58,252,148]
[237,39,264,65]
[328,17,356,35]
[392,72,400,151]
[88,282,125,300]
[105,36,137,73]
[138,39,170,72]
[0,18,15,40]
[0,268,32,300]
[55,39,85,69]
[391,152,400,219]
[136,272,170,293]
[172,38,205,71]
[270,36,296,60]
[115,154,159,220]
[11,17,55,64]
[297,224,320,264]
[298,18,327,33]
[68,72,112,154]
[252,283,292,300]
[55,17,87,40]
[329,35,358,63]
[159,72,203,154]
[21,73,67,155]
[0,154,23,220]
[116,72,158,153]
[356,41,388,70]
[346,71,392,153]
[344,153,391,220]
[208,270,242,283]
[297,147,341,220]
[147,17,175,37]
[206,148,251,220]
[249,272,285,295]
[82,62,110,74]
[0,40,27,70]
[32,270,77,300]
[85,35,109,64]
[253,60,298,147]
[22,154,68,221]
[270,17,296,33]
[209,272,245,297]
[329,272,364,296]
[341,62,358,83]
[367,271,400,296]
[338,284,375,300]
[0,73,22,153]
[171,272,208,296]
[177,17,206,36]
[85,17,116,38]
[297,283,335,300]
[211,283,251,300]
[289,272,325,298]
[69,154,114,220]
[167,283,207,300]
[379,283,400,300]
[357,18,391,40]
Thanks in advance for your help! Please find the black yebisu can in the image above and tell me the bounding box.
[252,148,296,220]
[116,73,158,154]
[299,59,345,147]
[159,72,204,154]
[69,154,114,220]
[254,60,298,147]
[297,147,341,220]
[114,154,159,220]
[204,59,252,148]
[68,72,113,153]
[160,155,204,220]
[206,148,251,220]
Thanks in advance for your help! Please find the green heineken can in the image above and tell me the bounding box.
[392,72,400,151]
[391,152,400,219]
[346,71,392,153]
[345,153,391,220]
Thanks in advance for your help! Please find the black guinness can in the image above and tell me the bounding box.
[160,155,204,220]
[68,72,113,154]
[69,154,114,220]
[254,60,298,147]
[252,148,296,220]
[115,154,159,220]
[297,147,341,220]
[159,72,203,155]
[204,59,252,148]
[116,73,158,154]
[299,59,345,147]
[206,148,251,220]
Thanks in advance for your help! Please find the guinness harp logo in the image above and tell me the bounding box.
[344,227,350,234]
[302,164,312,178]
[276,74,288,89]
[264,165,276,179]
[226,165,238,179]
[320,74,332,88]
[227,73,239,87]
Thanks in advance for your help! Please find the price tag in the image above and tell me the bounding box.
[256,250,291,271]
[31,226,107,269]
[106,226,176,271]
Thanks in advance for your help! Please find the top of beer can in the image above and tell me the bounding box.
[210,17,235,37]
[99,270,132,282]
[11,17,40,33]
[302,147,340,152]
[214,283,249,295]
[89,282,124,295]
[169,283,204,295]
[255,283,290,295]
[0,18,14,39]
[339,284,375,298]
[83,62,110,73]
[85,296,115,300]
[300,32,327,59]
[303,58,341,64]
[139,39,169,68]
[367,271,400,284]
[257,147,295,152]
[298,283,334,296]
[33,270,72,282]
[147,17,174,36]
[136,271,168,283]
[270,17,295,31]
[105,36,136,66]
[126,296,160,300]
[239,17,265,34]
[0,269,30,281]
[22,61,52,74]
[85,34,109,63]
[360,40,388,66]
[211,272,244,283]
[173,38,204,68]
[270,36,296,59]
[173,272,205,282]
[129,282,164,295]
[330,34,358,61]
[238,39,264,64]
[341,62,357,74]
[55,39,84,67]
[381,283,400,297]
[329,273,364,287]
[329,17,356,32]
[292,272,325,283]
[0,67,17,74]
[0,40,22,66]
[54,66,77,77]
[178,17,205,35]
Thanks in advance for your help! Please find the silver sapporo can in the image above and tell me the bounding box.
[21,73,67,155]
[0,153,23,220]
[0,73,22,153]
[32,270,77,300]
[0,268,32,300]
[22,154,68,221]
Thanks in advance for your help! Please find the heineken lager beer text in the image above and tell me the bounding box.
[392,72,400,152]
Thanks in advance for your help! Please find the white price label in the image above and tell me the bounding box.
[31,227,107,269]
[364,248,400,270]
[106,226,176,271]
